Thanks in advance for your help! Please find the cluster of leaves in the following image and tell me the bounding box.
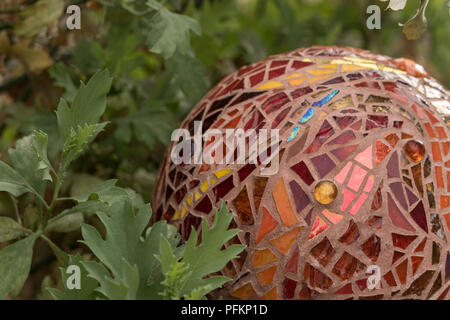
[0,69,244,299]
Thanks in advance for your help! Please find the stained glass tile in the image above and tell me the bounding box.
[327,131,356,145]
[285,246,299,274]
[392,233,417,249]
[411,164,424,197]
[354,146,373,169]
[331,145,358,161]
[283,278,297,299]
[387,193,415,231]
[233,186,254,225]
[335,162,352,184]
[213,176,234,202]
[411,256,424,275]
[304,263,333,290]
[347,164,367,192]
[270,227,302,255]
[262,93,290,114]
[367,215,382,229]
[311,154,335,178]
[349,193,368,215]
[432,242,441,264]
[309,216,329,240]
[231,283,256,299]
[299,107,315,124]
[312,89,339,107]
[361,235,381,262]
[289,180,311,213]
[257,266,277,286]
[332,252,362,281]
[364,175,374,192]
[291,86,313,99]
[311,237,335,266]
[396,260,408,284]
[291,161,315,185]
[404,140,426,162]
[253,248,278,267]
[409,201,428,232]
[273,178,299,226]
[375,141,391,164]
[339,220,360,244]
[256,207,278,243]
[389,182,408,210]
[305,120,334,153]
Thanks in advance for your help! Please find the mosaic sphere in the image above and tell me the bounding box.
[152,46,450,300]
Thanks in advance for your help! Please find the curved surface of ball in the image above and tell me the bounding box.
[152,46,450,300]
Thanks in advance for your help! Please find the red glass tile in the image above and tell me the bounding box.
[283,278,297,299]
[290,161,315,186]
[269,67,286,79]
[333,115,356,129]
[195,196,213,214]
[331,145,358,161]
[327,131,356,145]
[392,251,405,264]
[332,252,361,281]
[366,115,388,130]
[250,71,265,87]
[338,220,360,244]
[285,246,299,274]
[410,201,428,232]
[271,60,289,68]
[392,233,417,249]
[289,180,311,213]
[396,259,408,284]
[271,106,291,129]
[238,163,256,181]
[291,86,313,99]
[256,207,278,243]
[306,120,335,153]
[291,60,314,70]
[304,263,332,290]
[262,93,290,114]
[213,176,234,202]
[311,237,335,267]
[361,235,381,262]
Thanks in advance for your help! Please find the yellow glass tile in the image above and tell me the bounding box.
[303,58,312,62]
[194,192,202,201]
[318,111,327,121]
[289,77,306,86]
[200,180,209,192]
[284,73,303,80]
[309,75,331,84]
[180,204,187,219]
[186,195,193,206]
[344,57,376,64]
[210,177,216,184]
[215,169,232,179]
[257,81,284,90]
[353,63,377,70]
[379,65,406,74]
[173,208,180,220]
[341,64,368,72]
[318,64,338,70]
[330,59,352,65]
[306,68,336,75]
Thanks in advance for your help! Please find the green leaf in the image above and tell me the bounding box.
[145,0,201,59]
[166,51,209,105]
[0,161,30,197]
[80,199,179,299]
[177,201,245,297]
[47,212,84,233]
[0,216,27,242]
[14,0,64,38]
[0,234,38,299]
[56,70,112,140]
[60,123,108,172]
[8,133,52,196]
[49,63,77,103]
[116,109,176,148]
[48,255,99,300]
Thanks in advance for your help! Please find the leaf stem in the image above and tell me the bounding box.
[8,193,21,224]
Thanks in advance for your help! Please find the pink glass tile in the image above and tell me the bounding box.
[335,162,353,184]
[349,193,368,215]
[341,188,357,211]
[347,164,367,192]
[354,146,373,169]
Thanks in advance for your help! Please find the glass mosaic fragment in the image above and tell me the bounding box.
[257,266,277,286]
[305,120,334,153]
[253,248,278,267]
[331,145,358,161]
[392,233,417,249]
[311,154,335,178]
[291,161,315,185]
[273,178,299,226]
[339,220,360,244]
[311,237,335,266]
[332,252,362,281]
[270,227,302,255]
[361,235,381,262]
[304,263,333,290]
[375,141,391,164]
[233,186,254,225]
[404,140,426,162]
[283,278,297,299]
[285,247,299,274]
[289,180,311,213]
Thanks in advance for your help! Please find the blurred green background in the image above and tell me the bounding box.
[0,0,448,298]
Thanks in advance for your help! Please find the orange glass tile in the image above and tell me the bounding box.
[414,238,427,252]
[257,266,277,286]
[396,259,408,285]
[444,213,450,231]
[447,171,450,192]
[424,123,436,138]
[233,186,254,225]
[256,207,278,243]
[446,160,450,168]
[435,126,447,139]
[435,166,444,189]
[253,248,278,267]
[272,178,299,226]
[411,256,424,275]
[383,271,397,287]
[442,142,450,156]
[375,141,391,164]
[231,283,256,299]
[440,196,450,209]
[332,252,362,281]
[260,287,278,300]
[384,133,399,147]
[424,109,439,123]
[270,227,302,255]
[431,142,442,162]
[404,140,426,162]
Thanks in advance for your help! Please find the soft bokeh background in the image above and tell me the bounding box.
[0,0,448,298]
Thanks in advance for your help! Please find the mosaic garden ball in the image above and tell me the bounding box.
[152,46,450,300]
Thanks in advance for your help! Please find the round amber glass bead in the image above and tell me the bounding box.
[404,140,425,162]
[314,180,338,205]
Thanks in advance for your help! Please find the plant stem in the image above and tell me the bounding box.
[8,193,21,224]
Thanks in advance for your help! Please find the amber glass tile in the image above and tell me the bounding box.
[332,252,361,281]
[256,207,278,243]
[233,186,254,225]
[392,233,417,249]
[396,259,409,285]
[231,283,256,299]
[375,141,391,164]
[253,248,278,267]
[338,220,360,244]
[284,247,299,274]
[411,256,424,275]
[383,271,397,287]
[304,263,332,290]
[431,142,442,162]
[311,237,335,266]
[272,178,299,226]
[253,177,268,211]
[361,235,381,262]
[257,266,277,286]
[270,227,302,255]
[260,287,278,300]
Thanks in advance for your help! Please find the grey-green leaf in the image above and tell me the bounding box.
[0,234,37,299]
[0,216,27,242]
